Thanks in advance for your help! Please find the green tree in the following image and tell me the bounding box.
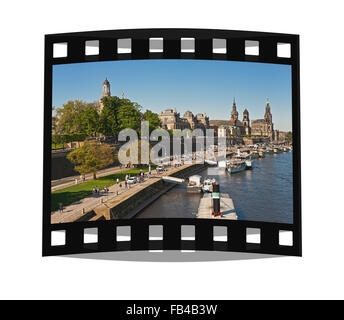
[98,96,121,137]
[77,106,99,136]
[98,96,143,137]
[67,142,115,179]
[117,104,142,132]
[143,110,161,133]
[55,100,98,135]
[286,131,292,140]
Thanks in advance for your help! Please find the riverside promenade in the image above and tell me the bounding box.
[51,163,197,224]
[51,165,124,192]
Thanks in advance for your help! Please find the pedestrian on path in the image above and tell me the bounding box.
[119,183,122,193]
[116,178,119,184]
[59,203,63,213]
[75,178,78,185]
[125,180,128,189]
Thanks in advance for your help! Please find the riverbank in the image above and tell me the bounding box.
[137,151,293,223]
[51,162,208,223]
[51,166,153,212]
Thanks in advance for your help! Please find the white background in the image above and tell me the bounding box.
[0,0,343,300]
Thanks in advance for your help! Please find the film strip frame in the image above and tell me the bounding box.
[43,29,301,257]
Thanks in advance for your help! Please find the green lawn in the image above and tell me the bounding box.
[51,166,155,211]
[52,143,64,150]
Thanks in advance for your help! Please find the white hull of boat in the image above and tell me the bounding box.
[227,163,247,174]
[245,160,252,169]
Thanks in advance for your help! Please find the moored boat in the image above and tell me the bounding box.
[245,159,252,170]
[186,175,202,193]
[227,160,247,174]
[202,178,216,193]
[250,151,260,159]
[232,153,253,170]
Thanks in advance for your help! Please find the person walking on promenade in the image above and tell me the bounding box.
[119,183,122,194]
[116,178,119,184]
[59,203,63,213]
[125,180,128,189]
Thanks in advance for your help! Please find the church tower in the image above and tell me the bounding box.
[230,97,239,121]
[264,98,272,123]
[242,108,251,135]
[102,77,111,98]
[264,98,274,140]
[98,78,111,113]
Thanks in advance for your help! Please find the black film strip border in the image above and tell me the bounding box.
[43,29,301,257]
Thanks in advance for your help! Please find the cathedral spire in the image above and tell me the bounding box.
[264,98,272,123]
[230,97,238,120]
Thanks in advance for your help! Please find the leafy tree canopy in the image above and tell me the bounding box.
[143,109,161,133]
[117,104,142,132]
[67,142,114,179]
[55,100,99,135]
[99,96,142,136]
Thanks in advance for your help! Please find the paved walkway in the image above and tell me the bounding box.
[51,164,193,224]
[51,165,126,192]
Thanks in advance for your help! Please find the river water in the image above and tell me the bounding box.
[137,152,293,223]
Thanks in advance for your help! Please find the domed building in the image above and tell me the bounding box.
[98,77,112,113]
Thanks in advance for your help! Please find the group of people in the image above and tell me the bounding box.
[92,186,109,195]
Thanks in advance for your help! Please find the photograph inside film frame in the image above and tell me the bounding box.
[51,59,293,225]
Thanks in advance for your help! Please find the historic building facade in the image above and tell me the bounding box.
[159,108,210,132]
[210,98,276,142]
[225,98,251,136]
[250,99,274,140]
[158,108,190,130]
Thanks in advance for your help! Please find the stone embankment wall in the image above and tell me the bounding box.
[104,163,208,220]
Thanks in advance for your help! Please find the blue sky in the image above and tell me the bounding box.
[53,59,292,131]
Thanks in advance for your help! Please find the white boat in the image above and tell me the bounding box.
[232,154,253,170]
[186,175,203,193]
[245,159,252,169]
[227,160,247,174]
[202,178,216,193]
